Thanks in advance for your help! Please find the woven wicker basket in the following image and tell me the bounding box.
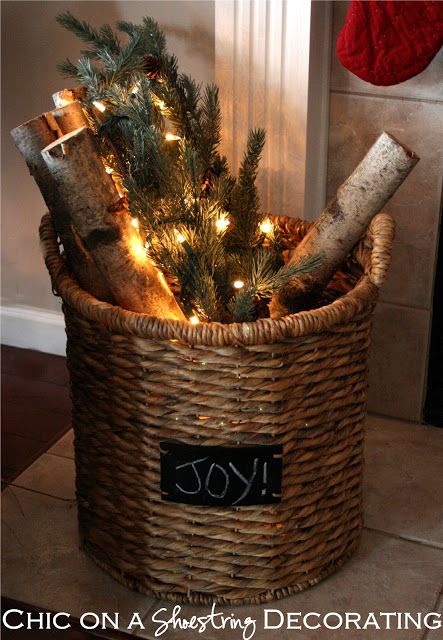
[40,211,394,606]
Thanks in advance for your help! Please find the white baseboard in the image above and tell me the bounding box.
[1,304,66,356]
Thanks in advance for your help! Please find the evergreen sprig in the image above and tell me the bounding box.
[56,13,321,323]
[57,12,121,53]
[230,252,323,322]
[226,128,266,254]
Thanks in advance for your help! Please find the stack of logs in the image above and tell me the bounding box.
[11,90,419,322]
[11,92,186,321]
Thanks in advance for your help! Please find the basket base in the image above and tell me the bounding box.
[80,528,362,607]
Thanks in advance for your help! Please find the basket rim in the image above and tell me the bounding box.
[39,212,395,347]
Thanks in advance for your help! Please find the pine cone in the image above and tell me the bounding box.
[143,55,161,79]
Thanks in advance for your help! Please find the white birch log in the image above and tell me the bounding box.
[52,86,87,108]
[52,87,127,196]
[41,126,186,320]
[270,132,419,318]
[10,104,114,302]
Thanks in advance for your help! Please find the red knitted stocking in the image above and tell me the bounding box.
[337,1,443,86]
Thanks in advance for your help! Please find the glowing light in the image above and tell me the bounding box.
[105,165,113,174]
[129,236,146,263]
[259,218,273,234]
[130,81,141,95]
[233,280,245,289]
[189,315,200,325]
[175,230,185,243]
[93,100,106,112]
[131,217,139,229]
[165,132,181,141]
[215,216,230,232]
[157,99,167,111]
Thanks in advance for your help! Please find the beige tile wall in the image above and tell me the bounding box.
[328,1,443,422]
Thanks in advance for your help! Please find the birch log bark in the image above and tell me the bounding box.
[41,126,186,320]
[11,103,114,302]
[270,132,419,317]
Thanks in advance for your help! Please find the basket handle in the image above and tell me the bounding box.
[365,212,395,290]
[39,212,65,294]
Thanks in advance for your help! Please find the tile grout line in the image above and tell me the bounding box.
[9,483,76,503]
[373,299,431,314]
[135,600,157,637]
[363,525,443,551]
[46,451,74,461]
[365,411,432,428]
[330,88,443,106]
[127,599,159,638]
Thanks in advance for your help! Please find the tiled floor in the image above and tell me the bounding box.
[2,347,443,639]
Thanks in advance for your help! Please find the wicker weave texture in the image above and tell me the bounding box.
[40,213,395,605]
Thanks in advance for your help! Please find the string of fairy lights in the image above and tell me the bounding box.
[89,98,278,325]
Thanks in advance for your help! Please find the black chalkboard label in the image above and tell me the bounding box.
[160,441,282,506]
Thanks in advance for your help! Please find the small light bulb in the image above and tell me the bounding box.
[93,100,106,112]
[259,218,273,235]
[189,315,200,325]
[105,165,113,174]
[165,132,181,141]
[157,99,166,111]
[130,236,146,263]
[131,218,139,229]
[176,232,185,244]
[215,216,230,232]
[233,280,245,289]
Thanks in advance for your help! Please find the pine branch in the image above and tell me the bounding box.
[141,16,167,55]
[75,57,105,93]
[225,128,266,253]
[57,59,79,78]
[199,84,222,170]
[229,289,256,323]
[95,30,146,80]
[252,251,323,295]
[230,251,323,322]
[56,12,120,53]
